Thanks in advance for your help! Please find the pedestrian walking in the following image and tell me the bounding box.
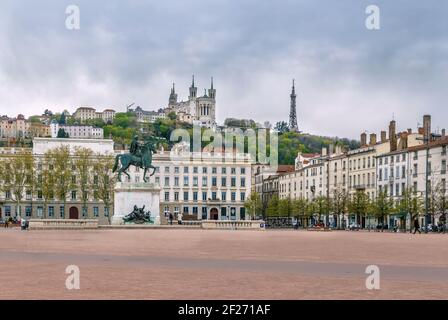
[169,213,173,225]
[413,218,421,234]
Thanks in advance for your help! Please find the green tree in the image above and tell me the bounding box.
[244,192,262,220]
[348,190,369,227]
[372,190,394,229]
[52,146,73,218]
[266,195,280,217]
[57,128,69,138]
[330,188,349,229]
[395,187,423,232]
[292,197,308,227]
[278,198,292,217]
[39,151,56,218]
[313,196,329,222]
[94,154,115,224]
[0,150,35,217]
[74,147,93,218]
[274,121,289,133]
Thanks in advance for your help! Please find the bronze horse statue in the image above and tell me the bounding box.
[113,141,156,182]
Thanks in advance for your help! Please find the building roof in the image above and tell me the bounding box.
[408,136,448,152]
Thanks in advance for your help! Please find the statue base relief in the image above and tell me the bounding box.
[112,182,161,225]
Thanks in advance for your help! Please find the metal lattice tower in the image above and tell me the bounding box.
[289,79,298,132]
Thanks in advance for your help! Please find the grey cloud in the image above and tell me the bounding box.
[0,0,447,139]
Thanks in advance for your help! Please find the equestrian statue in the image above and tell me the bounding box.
[113,135,164,182]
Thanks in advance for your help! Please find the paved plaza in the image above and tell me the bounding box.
[0,228,447,300]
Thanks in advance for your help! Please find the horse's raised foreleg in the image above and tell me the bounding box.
[143,167,148,182]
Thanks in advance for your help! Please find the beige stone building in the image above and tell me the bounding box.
[73,107,116,123]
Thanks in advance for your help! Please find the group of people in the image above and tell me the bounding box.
[167,212,183,225]
[413,218,446,234]
[2,217,29,230]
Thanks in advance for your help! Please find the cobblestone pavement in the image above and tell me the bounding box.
[0,228,447,299]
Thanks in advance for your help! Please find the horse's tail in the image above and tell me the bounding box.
[112,154,120,172]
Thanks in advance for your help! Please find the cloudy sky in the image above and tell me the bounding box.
[0,0,447,139]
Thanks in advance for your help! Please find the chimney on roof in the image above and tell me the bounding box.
[381,131,387,143]
[369,133,377,146]
[423,114,431,142]
[399,132,408,150]
[389,120,397,152]
[360,132,367,147]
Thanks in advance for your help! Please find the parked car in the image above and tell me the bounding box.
[349,223,361,231]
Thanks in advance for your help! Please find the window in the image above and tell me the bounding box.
[231,192,236,201]
[174,177,179,187]
[193,167,198,173]
[72,175,77,184]
[37,207,43,218]
[164,192,170,201]
[59,206,65,218]
[241,177,246,187]
[184,191,189,201]
[202,177,207,187]
[183,206,189,214]
[174,167,179,174]
[202,167,207,174]
[241,168,246,174]
[192,207,198,215]
[93,207,99,217]
[155,177,160,184]
[5,190,11,199]
[231,177,236,187]
[71,191,77,200]
[193,192,198,201]
[231,168,236,174]
[174,192,179,201]
[212,177,217,187]
[221,192,227,201]
[212,192,217,200]
[183,176,189,186]
[164,177,170,186]
[165,166,170,173]
[202,192,207,201]
[241,192,246,201]
[221,177,226,187]
[25,206,32,217]
[82,207,88,217]
[212,167,217,174]
[183,167,189,174]
[222,167,227,174]
[442,160,446,174]
[48,206,54,217]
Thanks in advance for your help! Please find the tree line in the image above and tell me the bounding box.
[244,186,447,231]
[0,146,115,223]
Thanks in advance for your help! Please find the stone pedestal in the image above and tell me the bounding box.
[112,182,161,225]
